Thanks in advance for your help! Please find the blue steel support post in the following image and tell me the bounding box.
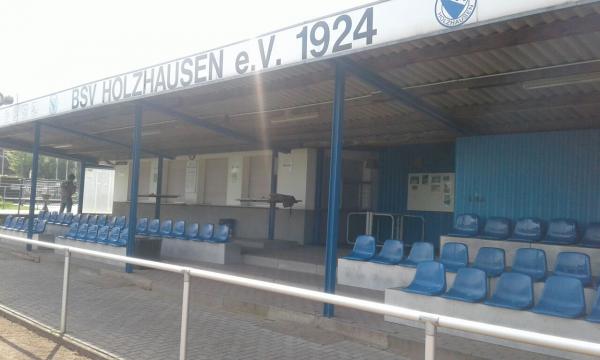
[312,148,324,244]
[323,65,346,317]
[154,156,163,220]
[267,150,278,240]
[78,163,86,214]
[26,123,41,251]
[126,104,143,273]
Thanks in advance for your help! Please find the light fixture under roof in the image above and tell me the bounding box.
[270,113,319,125]
[53,144,72,149]
[522,72,600,90]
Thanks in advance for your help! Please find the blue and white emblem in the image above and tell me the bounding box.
[435,0,477,28]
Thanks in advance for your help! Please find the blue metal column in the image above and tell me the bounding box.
[312,148,324,244]
[78,162,86,214]
[267,150,278,240]
[154,156,163,220]
[323,65,346,317]
[126,104,143,273]
[26,123,41,251]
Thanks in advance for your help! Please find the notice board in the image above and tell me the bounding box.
[407,173,454,212]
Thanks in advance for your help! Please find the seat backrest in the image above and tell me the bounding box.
[76,224,89,239]
[80,214,89,224]
[583,223,600,245]
[454,214,480,236]
[63,213,73,224]
[352,235,376,258]
[115,215,127,229]
[554,252,592,283]
[407,242,434,263]
[186,223,199,238]
[539,275,585,316]
[136,218,148,232]
[107,216,117,228]
[377,240,403,262]
[71,214,81,225]
[450,268,487,298]
[474,247,505,271]
[3,215,13,226]
[20,218,29,230]
[15,217,25,228]
[8,217,19,228]
[147,219,160,234]
[160,219,173,235]
[483,217,511,238]
[411,261,446,290]
[35,219,47,233]
[173,220,185,236]
[108,227,121,242]
[198,224,215,240]
[56,213,66,224]
[42,211,51,221]
[211,224,230,242]
[546,219,578,243]
[65,223,79,237]
[492,272,534,307]
[512,248,546,275]
[96,214,107,227]
[87,215,98,226]
[86,225,99,240]
[440,242,468,265]
[119,228,129,242]
[48,211,58,222]
[97,225,110,242]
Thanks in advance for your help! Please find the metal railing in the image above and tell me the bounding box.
[0,233,599,360]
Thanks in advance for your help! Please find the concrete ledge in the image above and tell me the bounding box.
[385,288,599,360]
[338,259,417,291]
[442,236,600,276]
[160,238,241,264]
[44,223,70,237]
[243,254,324,275]
[54,237,126,266]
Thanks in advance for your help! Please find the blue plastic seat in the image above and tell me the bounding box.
[42,211,51,221]
[511,248,547,282]
[531,276,586,318]
[85,225,99,242]
[553,252,592,287]
[13,217,24,230]
[586,291,600,323]
[114,215,127,230]
[107,227,121,245]
[136,218,149,234]
[370,240,403,265]
[62,213,73,225]
[112,228,128,247]
[581,223,600,248]
[48,212,58,224]
[448,214,480,237]
[79,214,89,225]
[183,223,199,240]
[96,225,110,243]
[33,219,47,234]
[1,215,13,229]
[18,219,30,232]
[159,219,173,237]
[107,216,117,228]
[55,213,66,225]
[169,220,185,238]
[36,211,46,221]
[484,272,534,310]
[398,242,434,267]
[542,219,578,245]
[343,235,376,261]
[96,214,107,227]
[146,219,160,236]
[87,215,98,226]
[71,214,81,225]
[7,217,19,229]
[63,223,79,239]
[473,247,505,277]
[479,217,511,240]
[440,242,468,272]
[194,224,213,241]
[75,224,89,241]
[442,268,487,303]
[209,224,231,243]
[401,261,446,296]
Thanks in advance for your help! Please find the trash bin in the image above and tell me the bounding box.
[219,218,236,237]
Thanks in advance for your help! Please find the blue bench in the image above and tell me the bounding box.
[448,214,480,237]
[207,224,231,243]
[159,219,173,237]
[442,268,487,303]
[343,235,376,261]
[542,219,578,245]
[479,217,511,240]
[184,223,199,240]
[440,242,468,272]
[398,242,434,268]
[195,223,214,241]
[484,272,534,310]
[553,252,592,287]
[511,248,547,282]
[401,261,446,296]
[472,247,505,277]
[370,240,403,265]
[531,275,586,319]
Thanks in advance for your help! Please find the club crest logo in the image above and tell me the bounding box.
[435,0,477,28]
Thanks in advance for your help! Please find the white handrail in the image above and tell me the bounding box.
[1,233,600,360]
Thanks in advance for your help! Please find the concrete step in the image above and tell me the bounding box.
[242,253,325,276]
[233,237,298,250]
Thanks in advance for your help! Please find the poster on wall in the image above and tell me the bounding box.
[407,172,454,212]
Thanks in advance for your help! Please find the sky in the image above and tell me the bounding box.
[0,0,373,102]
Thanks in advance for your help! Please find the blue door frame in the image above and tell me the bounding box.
[126,103,143,273]
[267,150,278,240]
[78,162,86,214]
[26,123,41,251]
[154,156,163,220]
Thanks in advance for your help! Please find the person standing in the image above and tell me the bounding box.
[60,174,77,213]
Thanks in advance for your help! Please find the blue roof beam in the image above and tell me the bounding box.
[336,58,476,136]
[0,138,96,164]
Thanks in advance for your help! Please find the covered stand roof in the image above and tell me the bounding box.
[1,0,600,163]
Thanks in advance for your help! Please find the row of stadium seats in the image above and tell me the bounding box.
[135,218,230,243]
[0,216,47,234]
[36,211,127,229]
[402,261,600,321]
[59,223,128,247]
[448,214,600,247]
[344,236,594,286]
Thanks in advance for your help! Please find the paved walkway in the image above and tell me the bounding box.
[0,315,91,360]
[0,245,403,360]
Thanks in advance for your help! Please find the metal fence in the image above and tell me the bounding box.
[0,233,599,360]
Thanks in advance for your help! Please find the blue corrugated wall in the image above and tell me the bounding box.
[378,143,455,249]
[455,129,600,226]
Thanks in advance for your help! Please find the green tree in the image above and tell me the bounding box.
[4,150,78,179]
